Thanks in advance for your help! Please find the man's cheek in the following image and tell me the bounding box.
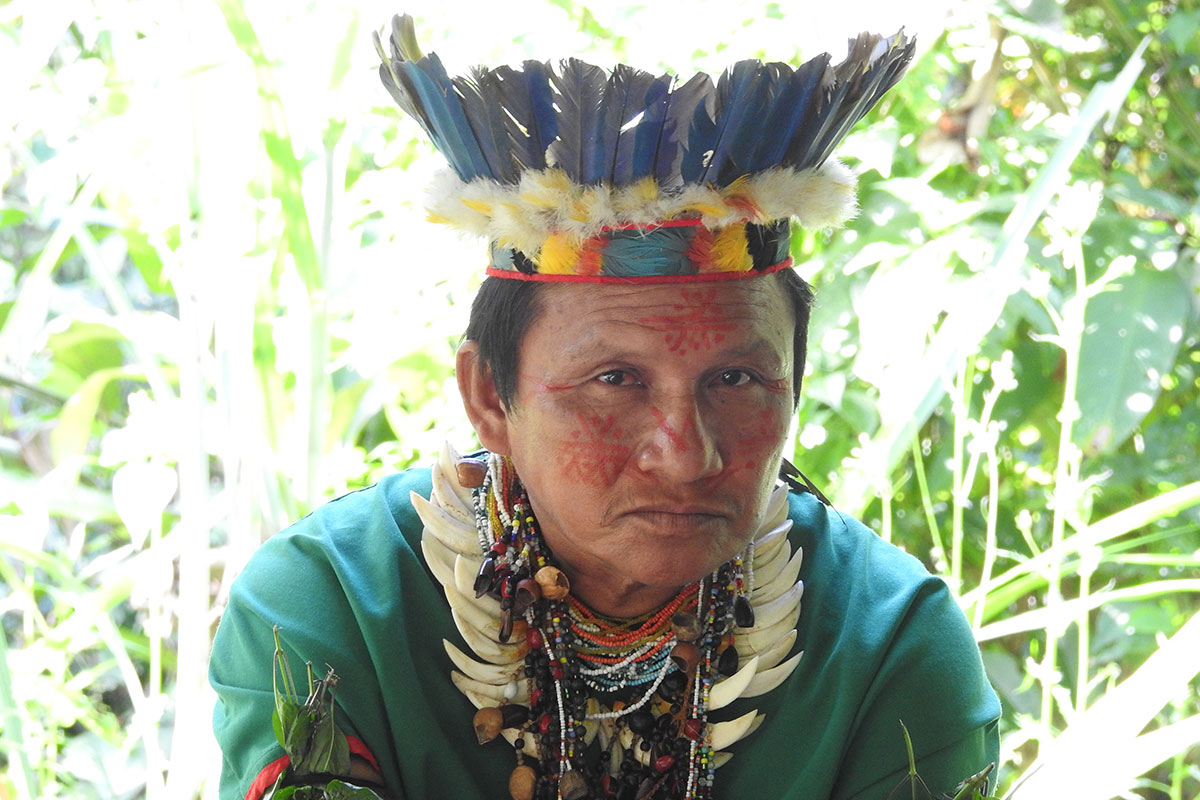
[558,411,632,487]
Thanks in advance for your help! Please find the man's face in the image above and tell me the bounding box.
[495,279,795,599]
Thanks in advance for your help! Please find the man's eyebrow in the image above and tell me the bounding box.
[555,335,788,368]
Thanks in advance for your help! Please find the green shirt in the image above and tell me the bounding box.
[210,468,1000,799]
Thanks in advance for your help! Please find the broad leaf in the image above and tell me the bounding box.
[1073,266,1190,455]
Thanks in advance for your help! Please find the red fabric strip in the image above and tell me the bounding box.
[244,754,290,800]
[347,735,381,772]
[243,737,381,800]
[485,257,793,284]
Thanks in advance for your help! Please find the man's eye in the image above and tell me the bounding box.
[598,370,633,386]
[718,370,752,387]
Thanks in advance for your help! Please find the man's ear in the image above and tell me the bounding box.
[456,340,513,455]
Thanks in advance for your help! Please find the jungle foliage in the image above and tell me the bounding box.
[0,1,1198,798]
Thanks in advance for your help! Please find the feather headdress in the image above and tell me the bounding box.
[375,14,915,281]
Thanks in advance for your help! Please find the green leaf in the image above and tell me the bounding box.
[49,366,135,466]
[122,228,168,294]
[1073,266,1190,455]
[1163,9,1200,53]
[325,780,389,799]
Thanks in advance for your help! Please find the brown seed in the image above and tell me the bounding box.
[534,566,570,600]
[669,641,700,674]
[670,611,702,643]
[499,703,531,729]
[473,706,504,744]
[455,458,487,488]
[513,578,543,615]
[559,769,589,800]
[508,764,537,800]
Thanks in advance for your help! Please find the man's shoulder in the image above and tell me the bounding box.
[229,466,435,606]
[784,489,960,639]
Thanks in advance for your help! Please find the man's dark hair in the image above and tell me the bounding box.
[464,270,814,409]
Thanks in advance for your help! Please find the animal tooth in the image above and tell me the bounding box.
[764,484,789,527]
[450,609,523,664]
[741,652,803,698]
[412,491,479,555]
[753,581,804,631]
[709,710,757,750]
[439,441,478,508]
[431,462,474,524]
[753,519,791,561]
[708,655,760,711]
[445,582,503,629]
[712,751,733,770]
[443,640,522,685]
[753,539,791,586]
[733,611,798,652]
[421,537,457,590]
[752,547,803,604]
[454,554,487,598]
[452,670,529,704]
[749,629,797,671]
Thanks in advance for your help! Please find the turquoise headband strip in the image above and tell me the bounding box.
[487,219,793,283]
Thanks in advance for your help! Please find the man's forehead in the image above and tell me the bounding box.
[527,279,793,362]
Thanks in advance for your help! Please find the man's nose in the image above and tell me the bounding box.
[635,396,723,483]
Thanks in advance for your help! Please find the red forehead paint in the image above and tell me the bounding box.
[637,288,740,356]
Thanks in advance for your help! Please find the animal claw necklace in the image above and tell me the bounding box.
[468,453,751,800]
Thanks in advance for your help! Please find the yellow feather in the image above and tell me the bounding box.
[613,177,660,217]
[535,233,581,275]
[520,169,572,209]
[461,198,494,215]
[711,226,753,272]
[682,199,730,218]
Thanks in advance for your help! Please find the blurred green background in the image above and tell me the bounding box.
[1,0,1198,797]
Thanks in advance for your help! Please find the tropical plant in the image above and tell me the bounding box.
[0,1,1196,798]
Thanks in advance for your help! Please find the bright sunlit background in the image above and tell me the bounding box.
[1,0,1198,798]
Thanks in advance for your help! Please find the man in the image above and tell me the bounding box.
[210,16,1000,800]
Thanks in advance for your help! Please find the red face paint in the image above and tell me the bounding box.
[650,406,693,452]
[710,409,787,490]
[637,288,740,356]
[560,411,631,486]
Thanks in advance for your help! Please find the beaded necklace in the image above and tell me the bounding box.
[469,452,747,800]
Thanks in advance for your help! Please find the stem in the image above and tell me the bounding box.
[0,627,37,800]
[910,434,945,571]
[950,359,975,596]
[973,444,1000,631]
[1076,564,1091,715]
[880,477,893,544]
[1040,232,1087,741]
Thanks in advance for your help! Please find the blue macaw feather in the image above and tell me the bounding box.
[548,58,608,183]
[393,56,491,181]
[752,55,829,170]
[377,14,914,197]
[700,60,765,185]
[657,73,713,188]
[492,61,557,172]
[628,74,672,182]
[600,228,696,277]
[803,34,913,168]
[609,66,660,186]
[679,77,718,184]
[714,62,794,185]
[455,68,519,182]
